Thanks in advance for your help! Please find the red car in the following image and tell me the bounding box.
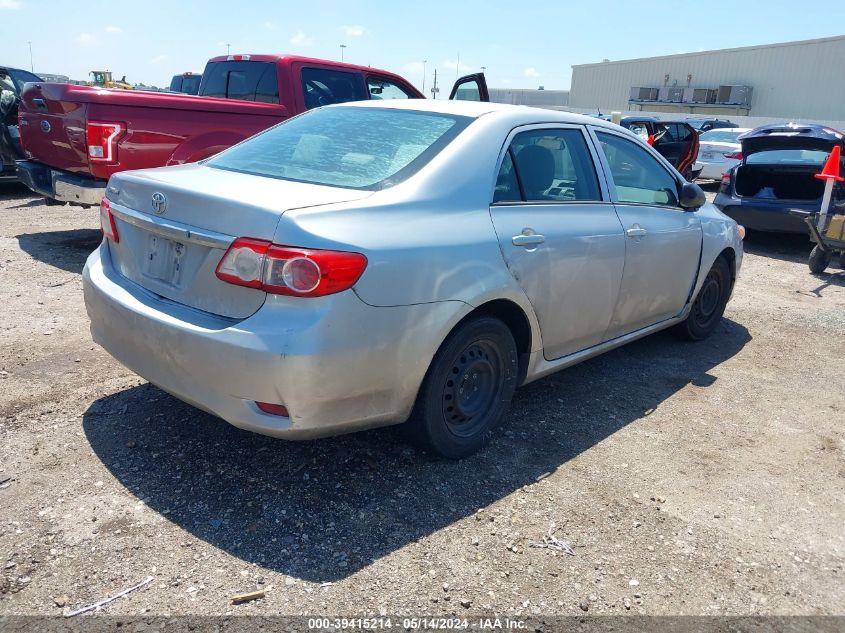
[16,54,488,206]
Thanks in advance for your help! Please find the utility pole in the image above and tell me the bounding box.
[28,41,33,72]
[339,44,346,62]
[431,68,439,99]
[455,53,460,81]
[422,60,427,94]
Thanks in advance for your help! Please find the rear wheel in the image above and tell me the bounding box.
[808,245,831,274]
[675,256,731,341]
[407,316,518,459]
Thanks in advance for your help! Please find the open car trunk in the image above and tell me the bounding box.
[734,164,827,201]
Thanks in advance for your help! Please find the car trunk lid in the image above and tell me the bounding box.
[740,123,845,156]
[18,82,91,173]
[106,164,372,319]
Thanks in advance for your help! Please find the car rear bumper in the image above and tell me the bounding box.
[83,244,462,440]
[714,194,812,234]
[694,160,735,180]
[15,160,105,206]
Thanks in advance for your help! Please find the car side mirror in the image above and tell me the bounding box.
[679,181,706,210]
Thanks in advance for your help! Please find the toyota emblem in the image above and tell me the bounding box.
[151,192,167,215]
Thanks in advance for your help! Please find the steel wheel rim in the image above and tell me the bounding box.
[441,340,503,438]
[693,271,722,327]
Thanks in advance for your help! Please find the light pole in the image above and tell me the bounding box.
[28,41,33,72]
[226,43,231,55]
[481,66,486,74]
[339,44,346,62]
[422,60,427,93]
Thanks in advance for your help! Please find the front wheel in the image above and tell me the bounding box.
[675,256,731,341]
[407,316,518,459]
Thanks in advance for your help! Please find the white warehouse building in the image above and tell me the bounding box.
[569,35,845,122]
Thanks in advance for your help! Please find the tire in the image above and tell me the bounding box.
[407,316,519,459]
[808,245,831,274]
[675,256,731,341]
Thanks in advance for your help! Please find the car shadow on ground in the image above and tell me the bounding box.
[742,230,814,264]
[82,319,751,583]
[0,182,37,201]
[16,229,102,274]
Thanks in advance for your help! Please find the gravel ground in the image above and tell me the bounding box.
[0,183,843,618]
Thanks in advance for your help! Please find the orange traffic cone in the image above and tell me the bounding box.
[814,145,843,182]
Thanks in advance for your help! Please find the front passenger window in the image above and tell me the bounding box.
[595,132,679,206]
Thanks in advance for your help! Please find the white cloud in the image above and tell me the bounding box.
[523,67,540,78]
[442,59,471,73]
[263,21,275,30]
[290,31,313,46]
[402,61,425,75]
[150,54,168,64]
[75,33,96,46]
[340,25,365,37]
[105,25,122,34]
[0,0,22,9]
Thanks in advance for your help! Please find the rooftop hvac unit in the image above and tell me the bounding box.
[717,85,753,106]
[629,87,658,101]
[688,88,717,103]
[667,87,684,102]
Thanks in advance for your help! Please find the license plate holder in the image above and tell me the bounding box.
[143,234,185,286]
[701,152,714,160]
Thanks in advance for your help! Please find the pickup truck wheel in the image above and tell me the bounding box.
[675,256,731,341]
[808,245,831,274]
[407,316,518,459]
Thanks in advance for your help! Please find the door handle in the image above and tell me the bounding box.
[626,225,647,238]
[512,234,545,247]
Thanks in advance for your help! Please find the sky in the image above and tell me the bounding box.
[3,0,845,91]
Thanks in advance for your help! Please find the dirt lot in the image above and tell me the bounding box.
[0,183,843,618]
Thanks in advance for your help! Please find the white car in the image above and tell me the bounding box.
[694,128,751,180]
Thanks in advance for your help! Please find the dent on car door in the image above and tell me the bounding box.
[488,125,625,360]
[593,129,702,337]
[448,73,489,101]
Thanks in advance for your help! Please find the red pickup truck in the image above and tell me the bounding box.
[16,55,488,206]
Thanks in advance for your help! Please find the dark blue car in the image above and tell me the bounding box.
[714,123,845,234]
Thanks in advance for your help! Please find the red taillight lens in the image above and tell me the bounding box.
[87,121,125,163]
[215,238,367,297]
[99,198,119,242]
[723,151,742,160]
[255,402,289,417]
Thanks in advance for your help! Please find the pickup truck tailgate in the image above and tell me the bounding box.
[19,83,90,173]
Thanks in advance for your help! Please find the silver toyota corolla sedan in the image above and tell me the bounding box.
[83,100,744,458]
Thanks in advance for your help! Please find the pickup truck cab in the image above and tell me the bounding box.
[169,72,202,95]
[16,55,487,206]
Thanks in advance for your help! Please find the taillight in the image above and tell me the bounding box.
[723,151,742,160]
[719,171,732,194]
[87,121,125,163]
[99,198,119,242]
[215,238,367,297]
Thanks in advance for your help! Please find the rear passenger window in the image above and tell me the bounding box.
[493,151,521,203]
[497,128,601,202]
[301,68,367,110]
[596,131,679,206]
[199,61,279,103]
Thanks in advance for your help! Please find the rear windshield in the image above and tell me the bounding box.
[199,61,278,103]
[206,106,472,190]
[181,75,201,95]
[746,149,830,165]
[700,130,742,143]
